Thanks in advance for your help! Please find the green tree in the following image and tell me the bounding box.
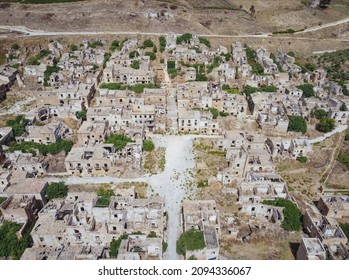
[176,33,192,45]
[131,60,140,69]
[105,134,133,150]
[75,110,87,121]
[145,51,156,61]
[316,117,335,133]
[176,229,206,256]
[143,140,155,152]
[109,233,129,258]
[297,84,315,98]
[340,103,348,111]
[142,39,154,48]
[312,108,327,119]
[198,37,211,48]
[11,43,20,50]
[288,115,307,133]
[96,185,115,207]
[45,182,68,200]
[70,44,78,51]
[129,50,139,59]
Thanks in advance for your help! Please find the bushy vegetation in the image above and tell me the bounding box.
[296,156,308,163]
[245,47,264,75]
[27,49,50,65]
[45,182,68,200]
[6,115,29,137]
[70,44,78,51]
[197,179,208,188]
[141,39,154,48]
[8,139,73,156]
[167,60,176,70]
[100,83,159,93]
[242,84,277,95]
[209,108,229,119]
[198,37,211,48]
[176,33,193,45]
[222,84,240,94]
[176,229,206,256]
[145,51,156,61]
[159,36,166,52]
[131,60,140,69]
[312,107,328,119]
[263,198,302,231]
[0,197,6,204]
[143,140,155,152]
[316,49,349,82]
[316,116,335,133]
[109,233,128,258]
[44,65,60,86]
[96,185,115,207]
[0,221,32,260]
[129,50,139,59]
[75,110,87,121]
[105,134,133,150]
[288,115,307,134]
[297,84,315,98]
[337,151,349,168]
[88,41,103,48]
[110,40,120,52]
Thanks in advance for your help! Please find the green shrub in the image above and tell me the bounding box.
[95,185,115,207]
[345,132,349,141]
[89,41,103,48]
[131,60,140,69]
[145,51,156,61]
[75,111,87,121]
[312,108,328,119]
[159,36,166,48]
[176,33,193,44]
[316,117,335,133]
[0,221,32,260]
[6,115,29,137]
[199,37,211,48]
[129,50,139,59]
[143,140,155,152]
[142,39,154,48]
[288,115,307,134]
[109,233,129,258]
[297,84,315,98]
[197,180,208,188]
[337,151,349,168]
[105,134,133,150]
[45,182,68,200]
[167,61,176,70]
[176,229,206,256]
[296,156,308,163]
[263,198,302,231]
[70,44,78,51]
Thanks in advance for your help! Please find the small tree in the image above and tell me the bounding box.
[143,140,155,152]
[176,229,206,256]
[288,115,307,134]
[45,182,68,200]
[297,84,314,98]
[312,107,327,119]
[340,103,348,112]
[316,117,335,133]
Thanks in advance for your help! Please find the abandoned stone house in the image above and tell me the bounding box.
[16,121,70,145]
[231,42,247,66]
[0,126,13,145]
[5,151,47,175]
[0,171,11,193]
[182,200,220,260]
[238,172,288,204]
[65,141,142,176]
[29,191,165,252]
[317,196,349,222]
[77,121,109,146]
[117,235,163,260]
[2,178,48,207]
[240,203,284,225]
[0,195,42,226]
[0,65,18,102]
[303,207,348,247]
[296,238,326,260]
[103,64,154,85]
[53,82,95,112]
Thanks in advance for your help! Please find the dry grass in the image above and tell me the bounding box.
[143,147,166,174]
